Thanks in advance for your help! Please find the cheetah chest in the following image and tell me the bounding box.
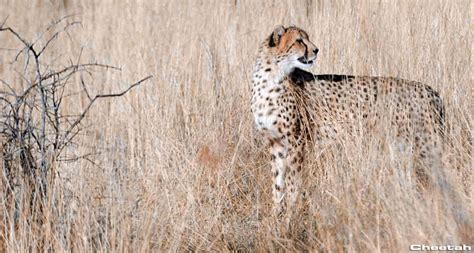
[251,82,297,139]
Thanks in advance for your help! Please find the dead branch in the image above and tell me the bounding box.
[62,75,152,147]
[0,16,152,207]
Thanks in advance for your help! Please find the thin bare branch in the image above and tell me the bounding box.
[37,21,82,57]
[0,26,31,49]
[57,153,94,163]
[81,77,92,100]
[63,75,152,144]
[0,79,17,96]
[31,14,79,46]
[0,15,8,28]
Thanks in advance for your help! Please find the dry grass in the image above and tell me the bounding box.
[0,0,472,251]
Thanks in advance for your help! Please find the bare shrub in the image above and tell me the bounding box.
[0,16,151,230]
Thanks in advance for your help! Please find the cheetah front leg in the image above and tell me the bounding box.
[270,137,288,216]
[269,134,304,218]
[285,134,304,217]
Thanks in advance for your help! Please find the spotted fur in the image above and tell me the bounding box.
[251,25,445,216]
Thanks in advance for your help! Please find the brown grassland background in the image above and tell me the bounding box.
[0,0,472,252]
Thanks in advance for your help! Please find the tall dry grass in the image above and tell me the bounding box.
[0,0,472,251]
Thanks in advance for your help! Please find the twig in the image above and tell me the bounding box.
[81,77,92,100]
[0,26,31,50]
[31,14,79,47]
[0,16,8,29]
[62,75,153,144]
[57,153,94,163]
[37,21,81,57]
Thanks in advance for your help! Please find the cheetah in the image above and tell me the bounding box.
[250,25,445,216]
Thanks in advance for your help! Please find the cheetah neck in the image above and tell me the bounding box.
[252,45,289,89]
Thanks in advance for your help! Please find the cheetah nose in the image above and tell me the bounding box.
[313,48,319,55]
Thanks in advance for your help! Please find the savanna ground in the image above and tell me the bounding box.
[0,0,472,252]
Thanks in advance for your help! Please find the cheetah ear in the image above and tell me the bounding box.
[269,25,285,47]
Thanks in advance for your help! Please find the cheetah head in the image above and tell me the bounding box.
[267,25,319,75]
